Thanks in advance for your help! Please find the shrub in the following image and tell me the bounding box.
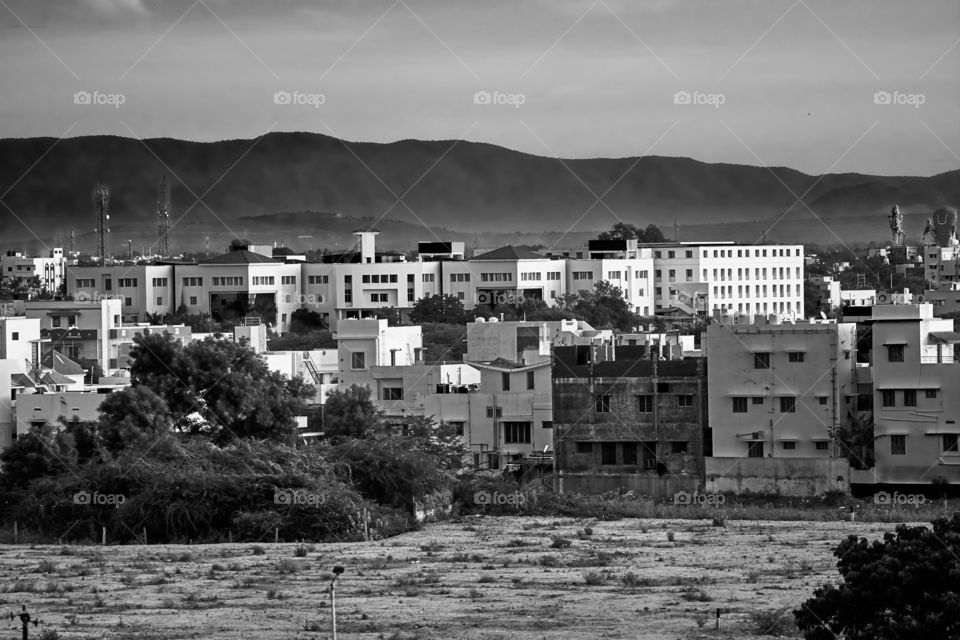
[752,609,795,636]
[583,570,605,586]
[550,536,572,549]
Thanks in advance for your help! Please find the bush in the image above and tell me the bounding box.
[795,513,960,639]
[549,536,572,549]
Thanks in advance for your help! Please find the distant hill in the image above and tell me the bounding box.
[0,132,956,253]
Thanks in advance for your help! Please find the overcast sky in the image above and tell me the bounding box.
[1,0,957,176]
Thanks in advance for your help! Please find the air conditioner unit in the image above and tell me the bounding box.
[915,295,925,303]
[877,293,888,303]
[753,431,764,440]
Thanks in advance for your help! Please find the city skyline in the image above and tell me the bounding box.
[0,0,957,176]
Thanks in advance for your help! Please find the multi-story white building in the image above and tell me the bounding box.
[1,248,67,294]
[652,242,805,318]
[705,315,858,460]
[866,303,960,485]
[66,234,804,330]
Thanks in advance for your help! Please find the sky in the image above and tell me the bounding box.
[0,0,957,176]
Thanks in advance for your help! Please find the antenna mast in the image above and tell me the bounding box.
[157,174,170,256]
[94,181,110,262]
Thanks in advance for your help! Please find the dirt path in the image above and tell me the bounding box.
[0,517,903,639]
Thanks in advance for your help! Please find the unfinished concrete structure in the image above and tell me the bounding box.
[552,345,707,497]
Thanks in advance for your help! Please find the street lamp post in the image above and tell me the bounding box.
[330,565,344,640]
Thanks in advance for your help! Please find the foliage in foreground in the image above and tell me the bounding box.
[795,513,960,640]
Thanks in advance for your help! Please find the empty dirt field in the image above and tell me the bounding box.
[0,516,917,639]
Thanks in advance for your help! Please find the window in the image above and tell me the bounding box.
[576,442,593,454]
[547,271,561,280]
[815,441,829,451]
[212,276,243,286]
[182,277,203,287]
[422,273,435,283]
[104,278,111,290]
[677,394,693,407]
[118,278,137,287]
[350,352,365,369]
[522,272,542,281]
[448,422,464,437]
[926,389,938,399]
[818,396,828,405]
[637,395,653,413]
[943,434,959,454]
[752,397,764,405]
[485,406,503,418]
[52,317,61,328]
[782,441,796,450]
[526,371,535,390]
[903,390,917,407]
[189,296,197,305]
[601,443,617,465]
[383,388,403,401]
[685,269,693,279]
[787,352,805,363]
[732,397,748,413]
[754,352,771,369]
[501,372,511,391]
[152,277,168,287]
[450,273,470,282]
[281,276,296,285]
[408,289,416,302]
[779,397,796,413]
[541,420,553,429]
[307,275,329,284]
[890,435,906,455]
[11,332,19,340]
[887,345,904,362]
[370,293,388,302]
[748,442,764,457]
[572,271,593,281]
[671,441,688,454]
[622,442,637,465]
[251,276,275,286]
[124,297,132,306]
[503,422,531,444]
[595,394,610,413]
[156,297,163,305]
[881,390,896,407]
[641,442,658,469]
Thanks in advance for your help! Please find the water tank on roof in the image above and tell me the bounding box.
[475,317,485,323]
[489,317,498,323]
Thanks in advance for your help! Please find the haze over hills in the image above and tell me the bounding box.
[0,132,956,254]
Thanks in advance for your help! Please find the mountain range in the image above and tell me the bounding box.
[0,132,956,254]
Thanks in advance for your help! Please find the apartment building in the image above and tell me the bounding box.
[1,248,67,293]
[66,234,804,330]
[552,346,707,496]
[652,242,805,318]
[705,315,857,459]
[865,304,960,485]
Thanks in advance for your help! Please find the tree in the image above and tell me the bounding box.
[410,294,469,325]
[560,281,638,331]
[267,330,336,351]
[795,514,960,640]
[0,427,74,490]
[289,309,328,333]
[597,222,667,243]
[830,413,874,470]
[128,333,311,443]
[97,386,173,453]
[322,384,381,438]
[421,323,468,363]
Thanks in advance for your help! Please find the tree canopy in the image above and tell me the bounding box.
[597,222,667,243]
[795,514,960,640]
[410,294,471,325]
